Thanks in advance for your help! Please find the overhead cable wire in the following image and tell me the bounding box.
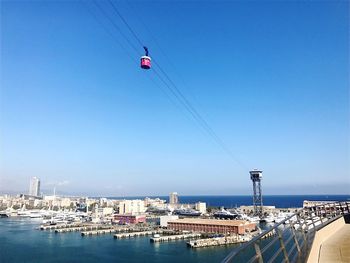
[84,1,137,63]
[123,1,233,159]
[93,0,139,55]
[152,65,248,169]
[108,0,144,48]
[125,0,201,104]
[86,1,194,121]
[123,1,213,144]
[95,0,248,169]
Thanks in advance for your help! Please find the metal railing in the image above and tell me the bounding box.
[221,201,350,263]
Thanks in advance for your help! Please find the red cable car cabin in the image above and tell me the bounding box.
[140,55,151,69]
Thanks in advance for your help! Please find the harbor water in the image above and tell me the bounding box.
[0,218,239,263]
[1,195,349,262]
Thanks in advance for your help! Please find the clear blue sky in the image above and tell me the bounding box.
[1,0,349,196]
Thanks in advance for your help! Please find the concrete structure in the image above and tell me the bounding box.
[249,170,263,217]
[195,202,207,214]
[29,177,40,197]
[151,233,201,243]
[169,192,178,204]
[188,235,251,248]
[307,216,350,263]
[160,215,179,227]
[117,200,146,215]
[168,218,256,235]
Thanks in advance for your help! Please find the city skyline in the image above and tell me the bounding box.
[1,1,349,196]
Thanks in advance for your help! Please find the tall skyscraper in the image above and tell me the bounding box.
[29,177,40,197]
[169,192,178,204]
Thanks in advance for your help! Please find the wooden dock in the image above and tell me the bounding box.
[150,233,201,243]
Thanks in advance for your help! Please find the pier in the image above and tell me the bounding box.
[81,227,153,236]
[55,226,99,233]
[81,227,129,236]
[150,233,201,243]
[114,230,162,239]
[40,223,85,230]
[187,235,251,248]
[50,224,116,233]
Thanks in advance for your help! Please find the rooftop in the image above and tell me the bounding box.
[168,218,253,226]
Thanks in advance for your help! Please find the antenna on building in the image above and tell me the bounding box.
[249,169,263,217]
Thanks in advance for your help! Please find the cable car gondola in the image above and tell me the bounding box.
[140,46,151,69]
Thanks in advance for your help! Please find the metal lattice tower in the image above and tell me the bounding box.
[250,169,263,217]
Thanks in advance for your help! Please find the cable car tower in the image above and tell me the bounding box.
[250,169,263,217]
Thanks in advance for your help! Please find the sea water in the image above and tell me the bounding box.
[1,195,349,263]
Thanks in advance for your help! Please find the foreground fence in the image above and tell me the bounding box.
[221,201,350,263]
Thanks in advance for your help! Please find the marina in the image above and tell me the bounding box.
[0,217,237,263]
[1,196,349,263]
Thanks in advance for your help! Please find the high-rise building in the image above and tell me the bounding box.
[29,177,40,197]
[169,192,178,204]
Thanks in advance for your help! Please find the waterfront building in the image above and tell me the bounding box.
[168,218,256,235]
[117,200,146,215]
[159,215,179,227]
[195,202,207,214]
[29,177,40,197]
[101,207,114,215]
[169,192,178,204]
[95,207,114,218]
[113,214,146,224]
[144,197,166,207]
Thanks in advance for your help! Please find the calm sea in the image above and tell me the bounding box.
[107,194,350,208]
[1,195,349,263]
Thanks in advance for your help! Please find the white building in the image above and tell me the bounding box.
[195,202,207,214]
[144,197,166,207]
[169,192,178,204]
[29,177,40,197]
[160,215,179,227]
[117,200,146,215]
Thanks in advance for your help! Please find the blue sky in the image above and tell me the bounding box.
[1,0,349,196]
